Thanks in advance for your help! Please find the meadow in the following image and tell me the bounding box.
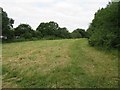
[2,39,118,88]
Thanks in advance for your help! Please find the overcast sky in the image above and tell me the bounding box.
[0,0,111,32]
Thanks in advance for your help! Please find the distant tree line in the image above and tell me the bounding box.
[2,1,119,50]
[0,8,88,42]
[87,2,120,49]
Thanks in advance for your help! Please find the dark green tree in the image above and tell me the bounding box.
[71,30,82,38]
[14,24,35,39]
[56,27,70,38]
[1,8,14,40]
[36,21,70,39]
[71,28,87,38]
[87,2,120,48]
[36,21,59,37]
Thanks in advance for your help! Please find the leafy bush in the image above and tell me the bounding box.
[87,2,120,49]
[71,28,88,38]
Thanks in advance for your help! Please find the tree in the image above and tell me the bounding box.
[71,30,82,38]
[14,24,35,39]
[76,29,88,38]
[1,8,14,40]
[33,31,42,39]
[36,21,59,37]
[71,28,87,38]
[36,21,70,39]
[56,27,70,38]
[0,8,2,37]
[87,2,120,48]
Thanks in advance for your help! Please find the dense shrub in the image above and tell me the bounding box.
[87,2,120,49]
[36,21,70,39]
[1,8,14,40]
[71,29,88,38]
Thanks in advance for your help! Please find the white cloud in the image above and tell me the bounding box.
[0,0,111,32]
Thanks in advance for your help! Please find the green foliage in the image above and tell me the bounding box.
[14,24,36,39]
[33,31,42,39]
[0,8,2,37]
[71,29,88,38]
[71,30,82,38]
[1,8,14,40]
[36,21,58,37]
[87,2,120,49]
[56,27,70,39]
[36,21,70,39]
[1,8,88,42]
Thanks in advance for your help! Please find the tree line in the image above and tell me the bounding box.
[87,1,120,49]
[0,8,88,42]
[1,1,119,49]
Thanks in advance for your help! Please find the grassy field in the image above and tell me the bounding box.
[2,39,118,88]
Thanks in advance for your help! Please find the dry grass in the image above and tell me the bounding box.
[2,39,118,88]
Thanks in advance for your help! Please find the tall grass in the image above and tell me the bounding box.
[2,39,118,88]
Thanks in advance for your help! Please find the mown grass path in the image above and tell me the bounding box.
[2,39,118,88]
